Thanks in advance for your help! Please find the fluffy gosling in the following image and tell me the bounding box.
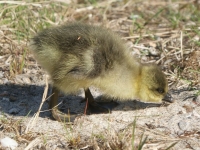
[29,22,173,122]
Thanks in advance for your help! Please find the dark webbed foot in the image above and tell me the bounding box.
[51,109,77,123]
[49,87,77,122]
[84,88,118,114]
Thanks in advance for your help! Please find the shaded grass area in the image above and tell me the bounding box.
[0,0,199,149]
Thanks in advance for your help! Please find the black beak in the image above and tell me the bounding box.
[162,93,174,103]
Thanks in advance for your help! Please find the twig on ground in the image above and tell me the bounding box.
[25,75,49,133]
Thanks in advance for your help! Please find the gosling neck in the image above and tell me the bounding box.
[98,62,142,100]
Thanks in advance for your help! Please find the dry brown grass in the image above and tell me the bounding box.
[0,0,199,149]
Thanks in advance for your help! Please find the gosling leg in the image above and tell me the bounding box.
[49,87,59,109]
[84,88,118,114]
[49,87,76,122]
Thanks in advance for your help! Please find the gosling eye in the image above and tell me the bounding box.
[156,88,164,94]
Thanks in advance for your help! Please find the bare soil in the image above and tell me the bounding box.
[0,0,200,150]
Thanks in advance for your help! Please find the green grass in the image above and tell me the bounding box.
[0,0,199,149]
[0,2,69,75]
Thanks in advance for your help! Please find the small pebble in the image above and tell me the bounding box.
[15,74,31,84]
[9,96,17,102]
[15,75,23,84]
[8,108,19,115]
[2,97,10,101]
[0,91,9,96]
[149,47,160,56]
[177,130,184,136]
[22,77,31,84]
[178,120,189,130]
[3,78,9,84]
[0,137,18,150]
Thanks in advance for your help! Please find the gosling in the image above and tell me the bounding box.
[29,22,172,122]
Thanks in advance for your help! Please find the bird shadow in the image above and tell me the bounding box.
[0,83,169,119]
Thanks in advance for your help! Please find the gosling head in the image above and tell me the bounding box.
[138,64,172,103]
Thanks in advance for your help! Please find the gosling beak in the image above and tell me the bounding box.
[162,93,174,103]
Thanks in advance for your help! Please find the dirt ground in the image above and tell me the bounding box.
[0,77,200,149]
[0,0,200,150]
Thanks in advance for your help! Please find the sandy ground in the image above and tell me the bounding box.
[0,74,200,149]
[0,1,200,149]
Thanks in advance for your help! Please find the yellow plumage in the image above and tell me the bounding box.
[29,22,172,122]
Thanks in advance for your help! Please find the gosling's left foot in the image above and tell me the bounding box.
[84,88,118,114]
[87,100,119,114]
